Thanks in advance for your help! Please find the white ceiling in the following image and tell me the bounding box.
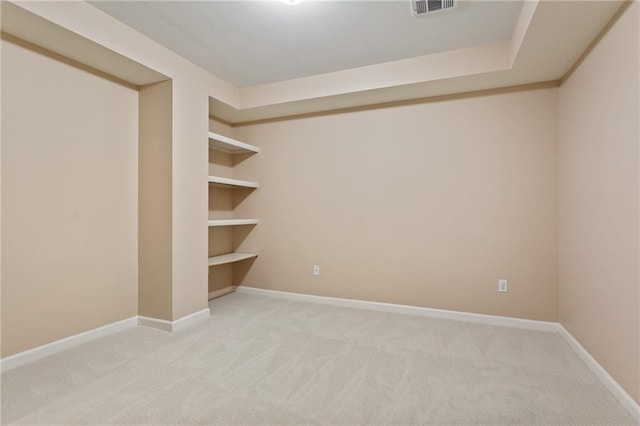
[90,0,523,87]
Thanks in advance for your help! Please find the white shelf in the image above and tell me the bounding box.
[208,132,259,154]
[208,252,258,266]
[208,176,259,189]
[208,219,259,227]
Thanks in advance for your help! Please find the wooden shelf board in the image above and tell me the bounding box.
[208,218,259,227]
[208,252,258,266]
[208,132,259,154]
[208,175,259,189]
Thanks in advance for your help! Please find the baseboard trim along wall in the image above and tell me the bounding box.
[208,285,235,300]
[1,288,638,421]
[138,308,210,332]
[557,325,640,422]
[234,286,640,421]
[234,286,560,331]
[0,308,211,372]
[0,316,139,372]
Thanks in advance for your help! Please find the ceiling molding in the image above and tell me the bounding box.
[560,0,633,85]
[0,1,168,86]
[1,32,140,90]
[509,0,538,65]
[3,0,240,108]
[229,80,561,128]
[2,0,625,124]
[210,0,623,123]
[238,40,512,110]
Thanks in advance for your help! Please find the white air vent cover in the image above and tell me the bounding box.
[411,0,457,16]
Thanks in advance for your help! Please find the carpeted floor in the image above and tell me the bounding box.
[1,292,635,425]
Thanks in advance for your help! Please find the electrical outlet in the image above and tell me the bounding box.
[313,265,320,276]
[498,279,508,293]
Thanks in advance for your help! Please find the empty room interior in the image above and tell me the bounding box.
[1,0,639,424]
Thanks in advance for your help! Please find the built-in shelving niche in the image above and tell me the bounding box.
[207,130,259,300]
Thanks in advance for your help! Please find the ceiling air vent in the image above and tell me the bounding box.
[412,0,456,16]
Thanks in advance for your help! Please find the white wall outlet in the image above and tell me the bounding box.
[313,265,320,276]
[498,279,508,293]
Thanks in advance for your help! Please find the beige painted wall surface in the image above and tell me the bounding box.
[139,80,173,320]
[171,80,209,320]
[0,38,138,356]
[559,2,640,403]
[233,87,559,321]
[9,1,222,323]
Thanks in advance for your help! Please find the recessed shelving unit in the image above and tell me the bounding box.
[208,131,260,154]
[208,219,259,227]
[208,129,259,300]
[208,252,258,267]
[208,175,259,189]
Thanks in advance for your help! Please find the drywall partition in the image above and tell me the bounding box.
[559,2,640,404]
[139,80,173,320]
[0,35,139,356]
[171,79,209,320]
[233,86,559,322]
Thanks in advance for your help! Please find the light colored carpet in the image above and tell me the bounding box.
[1,292,635,425]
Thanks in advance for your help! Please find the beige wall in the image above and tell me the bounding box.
[7,1,222,324]
[0,37,138,356]
[233,86,559,321]
[2,2,220,354]
[139,80,173,320]
[559,2,640,404]
[170,80,209,319]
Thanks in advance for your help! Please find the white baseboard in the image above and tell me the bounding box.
[137,315,173,332]
[138,308,210,332]
[557,325,640,422]
[172,308,210,331]
[1,308,211,371]
[234,286,640,422]
[234,286,560,332]
[2,287,638,422]
[208,286,235,300]
[0,316,138,372]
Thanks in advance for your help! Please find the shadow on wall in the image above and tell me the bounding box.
[234,257,258,286]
